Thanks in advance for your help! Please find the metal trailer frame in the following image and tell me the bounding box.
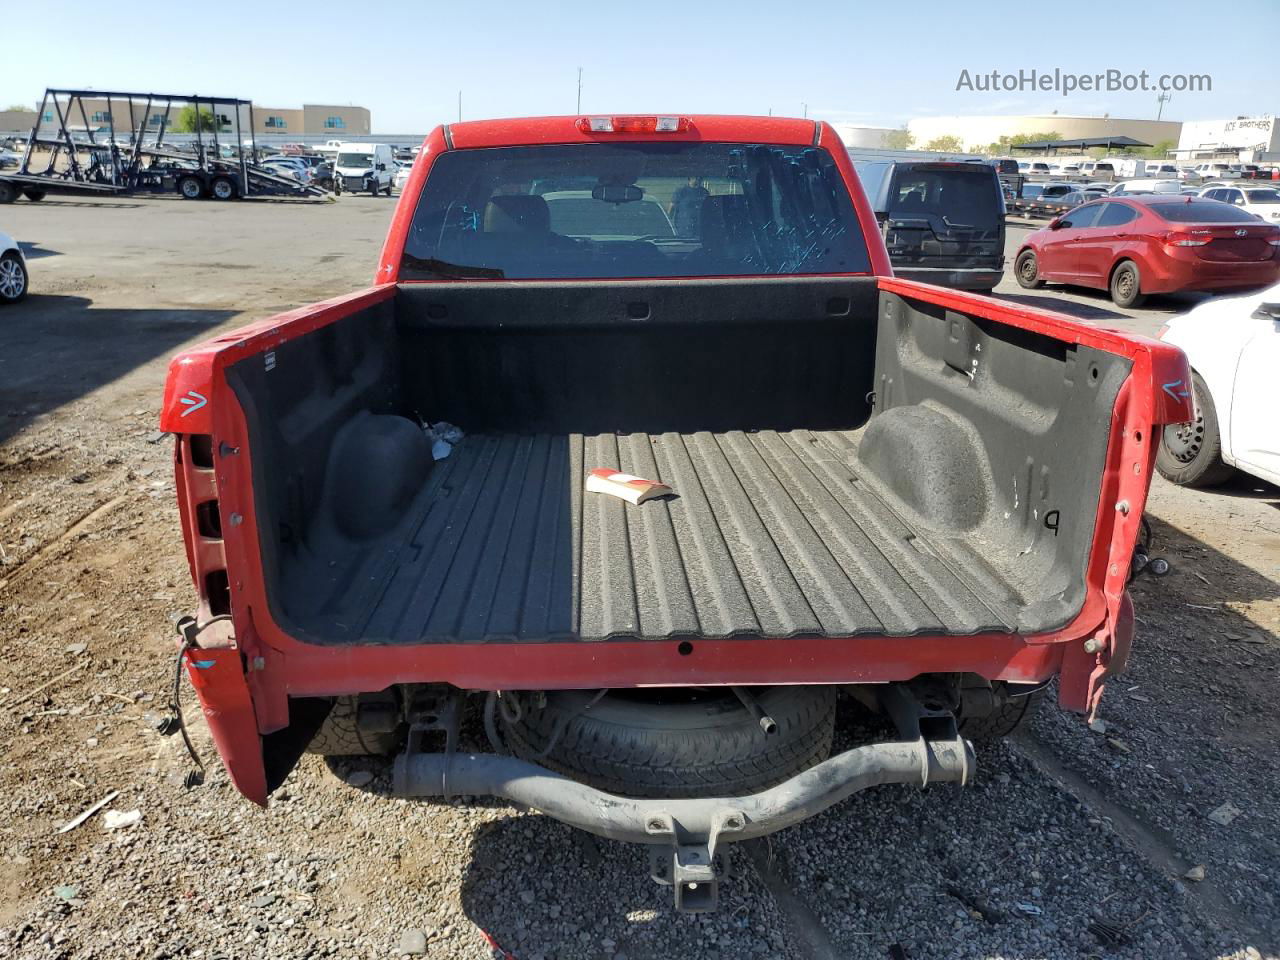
[0,89,327,202]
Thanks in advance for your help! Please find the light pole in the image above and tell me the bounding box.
[458,91,462,123]
[1156,92,1171,121]
[577,67,583,113]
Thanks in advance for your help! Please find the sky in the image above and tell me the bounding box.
[1,0,1274,134]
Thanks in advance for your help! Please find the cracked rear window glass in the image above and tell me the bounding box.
[400,142,870,280]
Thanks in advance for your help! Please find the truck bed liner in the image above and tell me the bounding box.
[295,429,1026,645]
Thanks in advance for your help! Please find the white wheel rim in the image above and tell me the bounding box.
[215,182,232,198]
[0,259,24,298]
[182,181,200,197]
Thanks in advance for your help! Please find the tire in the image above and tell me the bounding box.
[0,250,29,304]
[1155,370,1236,487]
[384,179,393,197]
[306,696,399,756]
[210,176,236,201]
[368,178,379,196]
[502,686,837,799]
[1015,249,1044,289]
[960,688,1045,740]
[177,176,205,200]
[22,188,46,202]
[1109,260,1146,308]
[0,181,17,204]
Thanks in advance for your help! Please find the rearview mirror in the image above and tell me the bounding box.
[592,183,643,203]
[1048,217,1064,230]
[1251,302,1280,321]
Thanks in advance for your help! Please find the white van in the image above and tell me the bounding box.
[1111,158,1149,179]
[1145,162,1180,179]
[334,142,395,196]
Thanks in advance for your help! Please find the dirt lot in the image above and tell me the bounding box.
[0,195,1276,960]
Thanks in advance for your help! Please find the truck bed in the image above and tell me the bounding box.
[285,428,1023,645]
[230,279,1127,650]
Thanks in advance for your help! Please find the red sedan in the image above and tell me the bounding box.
[1015,195,1280,307]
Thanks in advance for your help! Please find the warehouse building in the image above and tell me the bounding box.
[829,124,903,148]
[906,114,1182,153]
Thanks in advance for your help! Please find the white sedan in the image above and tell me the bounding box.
[1198,184,1280,224]
[0,229,28,304]
[1157,284,1280,487]
[394,161,413,192]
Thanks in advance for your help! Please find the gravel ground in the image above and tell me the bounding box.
[0,195,1276,959]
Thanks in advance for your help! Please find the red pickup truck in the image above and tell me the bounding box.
[161,114,1191,912]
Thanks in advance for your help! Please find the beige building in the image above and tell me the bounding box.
[252,104,370,136]
[0,109,37,134]
[253,107,304,135]
[907,114,1182,152]
[2,98,371,137]
[302,104,370,136]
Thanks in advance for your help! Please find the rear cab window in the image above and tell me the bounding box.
[879,164,1001,230]
[400,142,870,280]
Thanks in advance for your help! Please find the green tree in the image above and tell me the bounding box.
[923,134,965,152]
[880,127,915,150]
[1144,138,1176,158]
[1005,131,1062,148]
[174,106,217,133]
[4,104,33,112]
[982,131,1063,156]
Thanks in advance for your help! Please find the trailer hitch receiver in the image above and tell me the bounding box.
[393,693,974,912]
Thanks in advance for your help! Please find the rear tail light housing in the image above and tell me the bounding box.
[576,115,691,134]
[1163,231,1210,248]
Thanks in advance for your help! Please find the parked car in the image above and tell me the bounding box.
[1192,161,1241,181]
[1079,161,1116,179]
[990,157,1019,176]
[1018,161,1051,175]
[1015,195,1280,306]
[1199,185,1280,223]
[160,114,1190,911]
[1049,164,1081,176]
[1145,163,1181,179]
[0,229,27,304]
[1156,284,1280,487]
[1110,179,1182,195]
[393,160,414,192]
[262,161,312,185]
[853,157,1005,291]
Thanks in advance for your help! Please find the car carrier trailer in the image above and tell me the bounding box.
[0,89,327,203]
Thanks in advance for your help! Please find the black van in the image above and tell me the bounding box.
[852,159,1006,293]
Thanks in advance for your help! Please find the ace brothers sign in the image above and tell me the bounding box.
[1221,116,1275,152]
